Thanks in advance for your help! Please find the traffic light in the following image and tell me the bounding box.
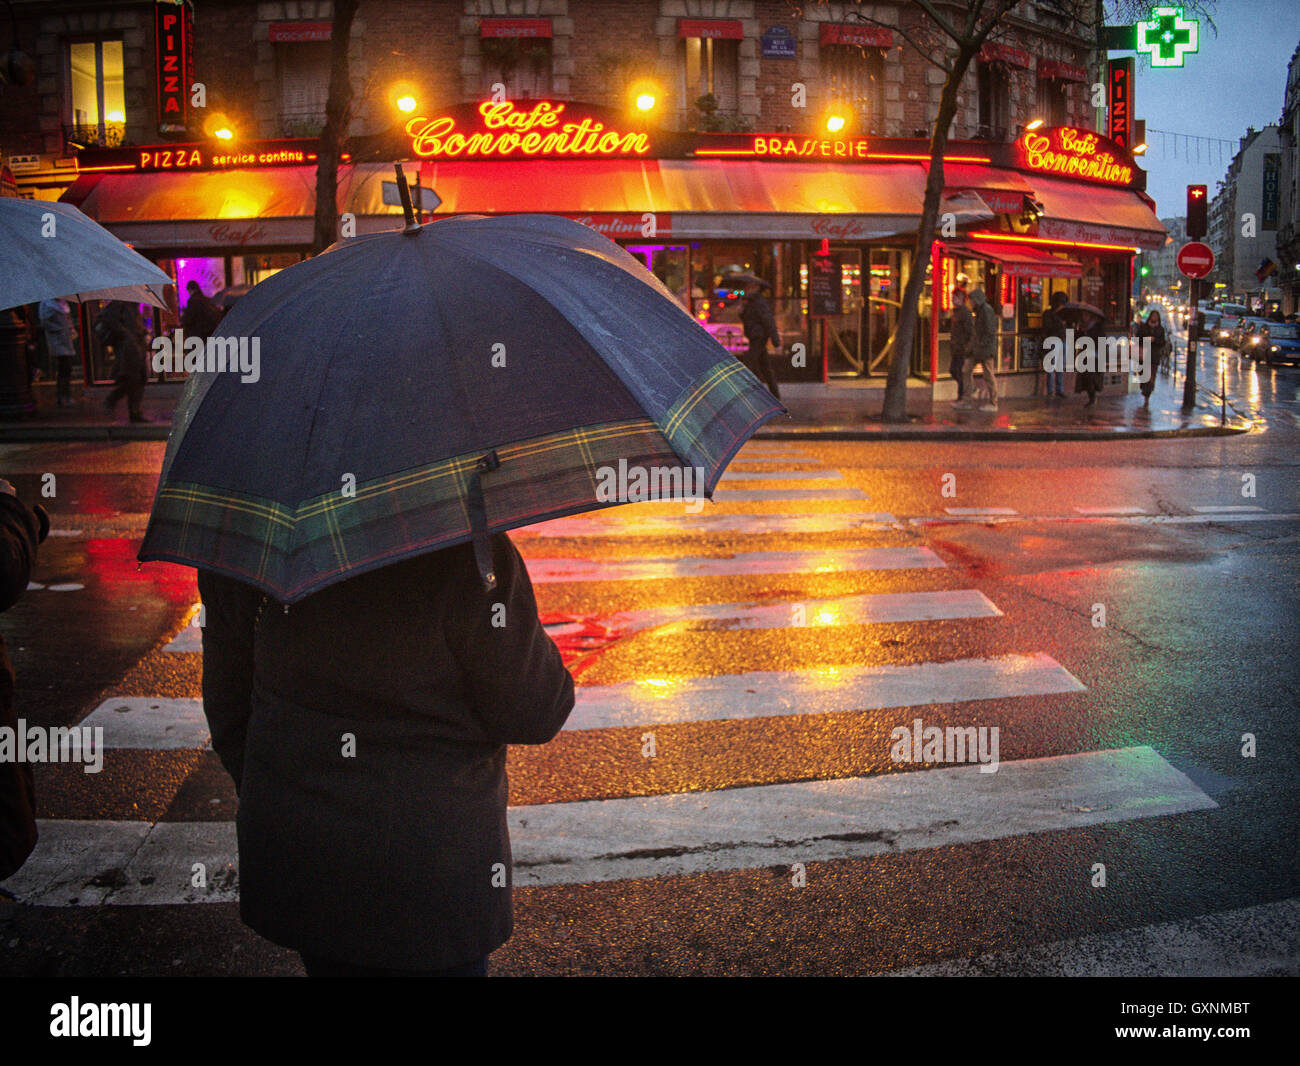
[1187,184,1208,239]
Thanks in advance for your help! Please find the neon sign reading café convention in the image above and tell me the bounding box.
[1018,127,1135,186]
[405,101,652,159]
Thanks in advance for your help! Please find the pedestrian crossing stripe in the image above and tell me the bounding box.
[718,470,846,481]
[711,488,871,500]
[83,651,1082,745]
[1,747,1214,904]
[516,512,899,538]
[521,547,944,583]
[945,507,1018,516]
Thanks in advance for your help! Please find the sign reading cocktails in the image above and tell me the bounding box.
[405,101,654,159]
[1017,126,1136,187]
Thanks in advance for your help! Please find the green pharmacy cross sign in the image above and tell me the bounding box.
[1137,6,1199,67]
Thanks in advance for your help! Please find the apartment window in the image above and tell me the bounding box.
[67,39,125,147]
[682,36,739,118]
[1035,79,1067,127]
[480,38,553,100]
[278,42,331,135]
[976,62,1010,140]
[822,45,885,134]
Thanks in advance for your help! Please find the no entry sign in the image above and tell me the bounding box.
[1177,241,1215,279]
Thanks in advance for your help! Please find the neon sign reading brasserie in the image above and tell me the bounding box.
[405,101,651,159]
[1019,127,1134,186]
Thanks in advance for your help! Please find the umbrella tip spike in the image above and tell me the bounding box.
[393,162,419,232]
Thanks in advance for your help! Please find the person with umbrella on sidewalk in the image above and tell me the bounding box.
[739,278,782,400]
[141,177,782,976]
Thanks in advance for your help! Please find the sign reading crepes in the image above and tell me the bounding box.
[405,101,652,159]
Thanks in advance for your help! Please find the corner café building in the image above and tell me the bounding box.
[62,99,1165,396]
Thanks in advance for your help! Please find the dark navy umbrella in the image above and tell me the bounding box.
[139,189,784,602]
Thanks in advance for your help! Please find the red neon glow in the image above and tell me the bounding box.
[732,137,990,164]
[1018,127,1134,186]
[1000,272,1012,305]
[967,231,1139,253]
[406,100,650,159]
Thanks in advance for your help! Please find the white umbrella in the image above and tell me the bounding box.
[0,198,172,311]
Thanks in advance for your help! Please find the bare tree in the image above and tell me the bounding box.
[312,0,360,255]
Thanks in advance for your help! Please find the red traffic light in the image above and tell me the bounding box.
[1186,184,1208,239]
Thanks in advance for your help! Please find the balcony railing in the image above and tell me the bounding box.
[63,121,126,149]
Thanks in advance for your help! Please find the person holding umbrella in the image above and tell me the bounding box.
[1134,309,1168,408]
[143,180,783,976]
[739,279,782,400]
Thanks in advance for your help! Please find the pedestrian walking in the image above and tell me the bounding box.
[963,287,1000,412]
[1041,291,1069,400]
[739,282,782,400]
[97,301,150,423]
[1074,310,1105,407]
[949,287,974,406]
[0,479,49,882]
[38,298,78,408]
[198,534,574,976]
[180,281,223,340]
[1134,309,1168,407]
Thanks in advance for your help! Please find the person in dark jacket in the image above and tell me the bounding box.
[963,287,1000,412]
[739,283,781,399]
[180,281,222,340]
[197,532,574,976]
[1074,310,1106,406]
[0,480,49,882]
[98,301,150,423]
[1134,309,1168,407]
[949,287,974,406]
[1041,291,1069,400]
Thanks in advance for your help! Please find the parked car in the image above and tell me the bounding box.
[1262,322,1300,365]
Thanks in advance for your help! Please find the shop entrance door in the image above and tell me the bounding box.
[865,247,906,376]
[822,247,865,377]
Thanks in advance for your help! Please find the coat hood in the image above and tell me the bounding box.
[969,288,988,308]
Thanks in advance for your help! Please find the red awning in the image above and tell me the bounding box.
[1027,174,1168,250]
[678,18,743,39]
[479,18,552,38]
[979,41,1033,68]
[820,23,894,48]
[937,164,1033,213]
[943,240,1082,278]
[1037,58,1087,82]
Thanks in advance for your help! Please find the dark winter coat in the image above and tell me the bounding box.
[970,290,999,359]
[180,292,222,339]
[741,293,780,349]
[1135,319,1168,396]
[950,302,974,360]
[0,492,43,881]
[97,302,147,380]
[197,533,574,969]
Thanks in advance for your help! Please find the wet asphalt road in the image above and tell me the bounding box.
[0,346,1297,978]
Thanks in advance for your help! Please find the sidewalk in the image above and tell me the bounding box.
[0,369,1251,443]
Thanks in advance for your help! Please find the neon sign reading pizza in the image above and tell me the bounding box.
[1019,127,1134,186]
[405,101,651,159]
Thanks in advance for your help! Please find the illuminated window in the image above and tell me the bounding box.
[976,62,1009,140]
[480,38,553,101]
[681,37,739,121]
[278,42,330,135]
[821,45,885,134]
[66,39,125,147]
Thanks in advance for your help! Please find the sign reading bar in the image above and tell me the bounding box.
[678,18,743,39]
[405,101,652,159]
[155,1,193,135]
[1107,58,1133,149]
[1019,126,1135,187]
[77,138,324,173]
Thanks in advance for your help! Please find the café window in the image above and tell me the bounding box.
[821,45,885,134]
[278,42,331,135]
[66,39,125,147]
[681,36,740,120]
[480,38,553,100]
[976,62,1010,140]
[1035,78,1067,128]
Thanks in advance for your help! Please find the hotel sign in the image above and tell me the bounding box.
[1018,126,1135,187]
[155,1,193,135]
[405,101,653,160]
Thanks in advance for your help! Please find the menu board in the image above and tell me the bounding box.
[809,254,843,316]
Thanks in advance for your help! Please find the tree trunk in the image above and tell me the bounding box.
[880,44,976,423]
[312,0,360,255]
